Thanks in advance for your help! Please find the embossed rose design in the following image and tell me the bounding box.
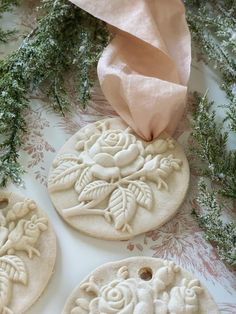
[89,279,138,313]
[49,120,183,233]
[72,263,203,314]
[78,130,145,181]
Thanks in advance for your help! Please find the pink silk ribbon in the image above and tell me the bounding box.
[69,0,191,141]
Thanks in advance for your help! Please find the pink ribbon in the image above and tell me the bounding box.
[70,0,191,140]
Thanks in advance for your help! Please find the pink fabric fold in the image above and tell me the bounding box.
[69,0,191,140]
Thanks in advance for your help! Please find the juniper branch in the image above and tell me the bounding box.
[192,179,236,267]
[185,0,236,131]
[191,92,236,199]
[0,0,109,186]
[0,0,18,42]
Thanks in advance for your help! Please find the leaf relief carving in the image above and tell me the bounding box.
[109,188,137,233]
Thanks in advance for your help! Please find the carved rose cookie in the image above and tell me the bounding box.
[0,191,56,313]
[48,118,189,240]
[63,257,219,314]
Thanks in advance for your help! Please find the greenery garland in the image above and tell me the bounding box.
[191,93,236,266]
[185,0,236,131]
[192,179,236,267]
[185,0,236,267]
[0,0,109,186]
[191,92,236,199]
[0,0,17,43]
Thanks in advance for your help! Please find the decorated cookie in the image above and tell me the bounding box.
[63,257,219,314]
[0,191,56,313]
[48,118,189,240]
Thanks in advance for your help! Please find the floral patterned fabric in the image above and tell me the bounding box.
[0,4,235,314]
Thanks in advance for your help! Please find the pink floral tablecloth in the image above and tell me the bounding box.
[1,3,236,313]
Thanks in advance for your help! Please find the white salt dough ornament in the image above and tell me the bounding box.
[48,118,189,240]
[63,257,219,314]
[0,191,56,313]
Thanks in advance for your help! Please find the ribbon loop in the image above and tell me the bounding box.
[70,0,191,140]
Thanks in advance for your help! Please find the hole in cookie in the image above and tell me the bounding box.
[0,198,9,209]
[138,267,153,281]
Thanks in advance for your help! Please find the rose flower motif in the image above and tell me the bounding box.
[78,130,145,181]
[89,279,138,314]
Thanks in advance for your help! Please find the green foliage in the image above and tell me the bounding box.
[185,0,236,266]
[0,0,109,186]
[0,0,18,42]
[193,179,236,267]
[185,0,236,131]
[191,92,236,265]
[191,92,236,199]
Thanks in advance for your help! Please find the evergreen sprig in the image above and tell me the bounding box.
[193,179,236,267]
[185,0,236,131]
[186,1,236,266]
[0,0,18,42]
[191,92,236,199]
[0,0,109,186]
[191,92,236,266]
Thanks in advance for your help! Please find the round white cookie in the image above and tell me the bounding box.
[0,191,56,313]
[63,257,219,314]
[48,118,189,240]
